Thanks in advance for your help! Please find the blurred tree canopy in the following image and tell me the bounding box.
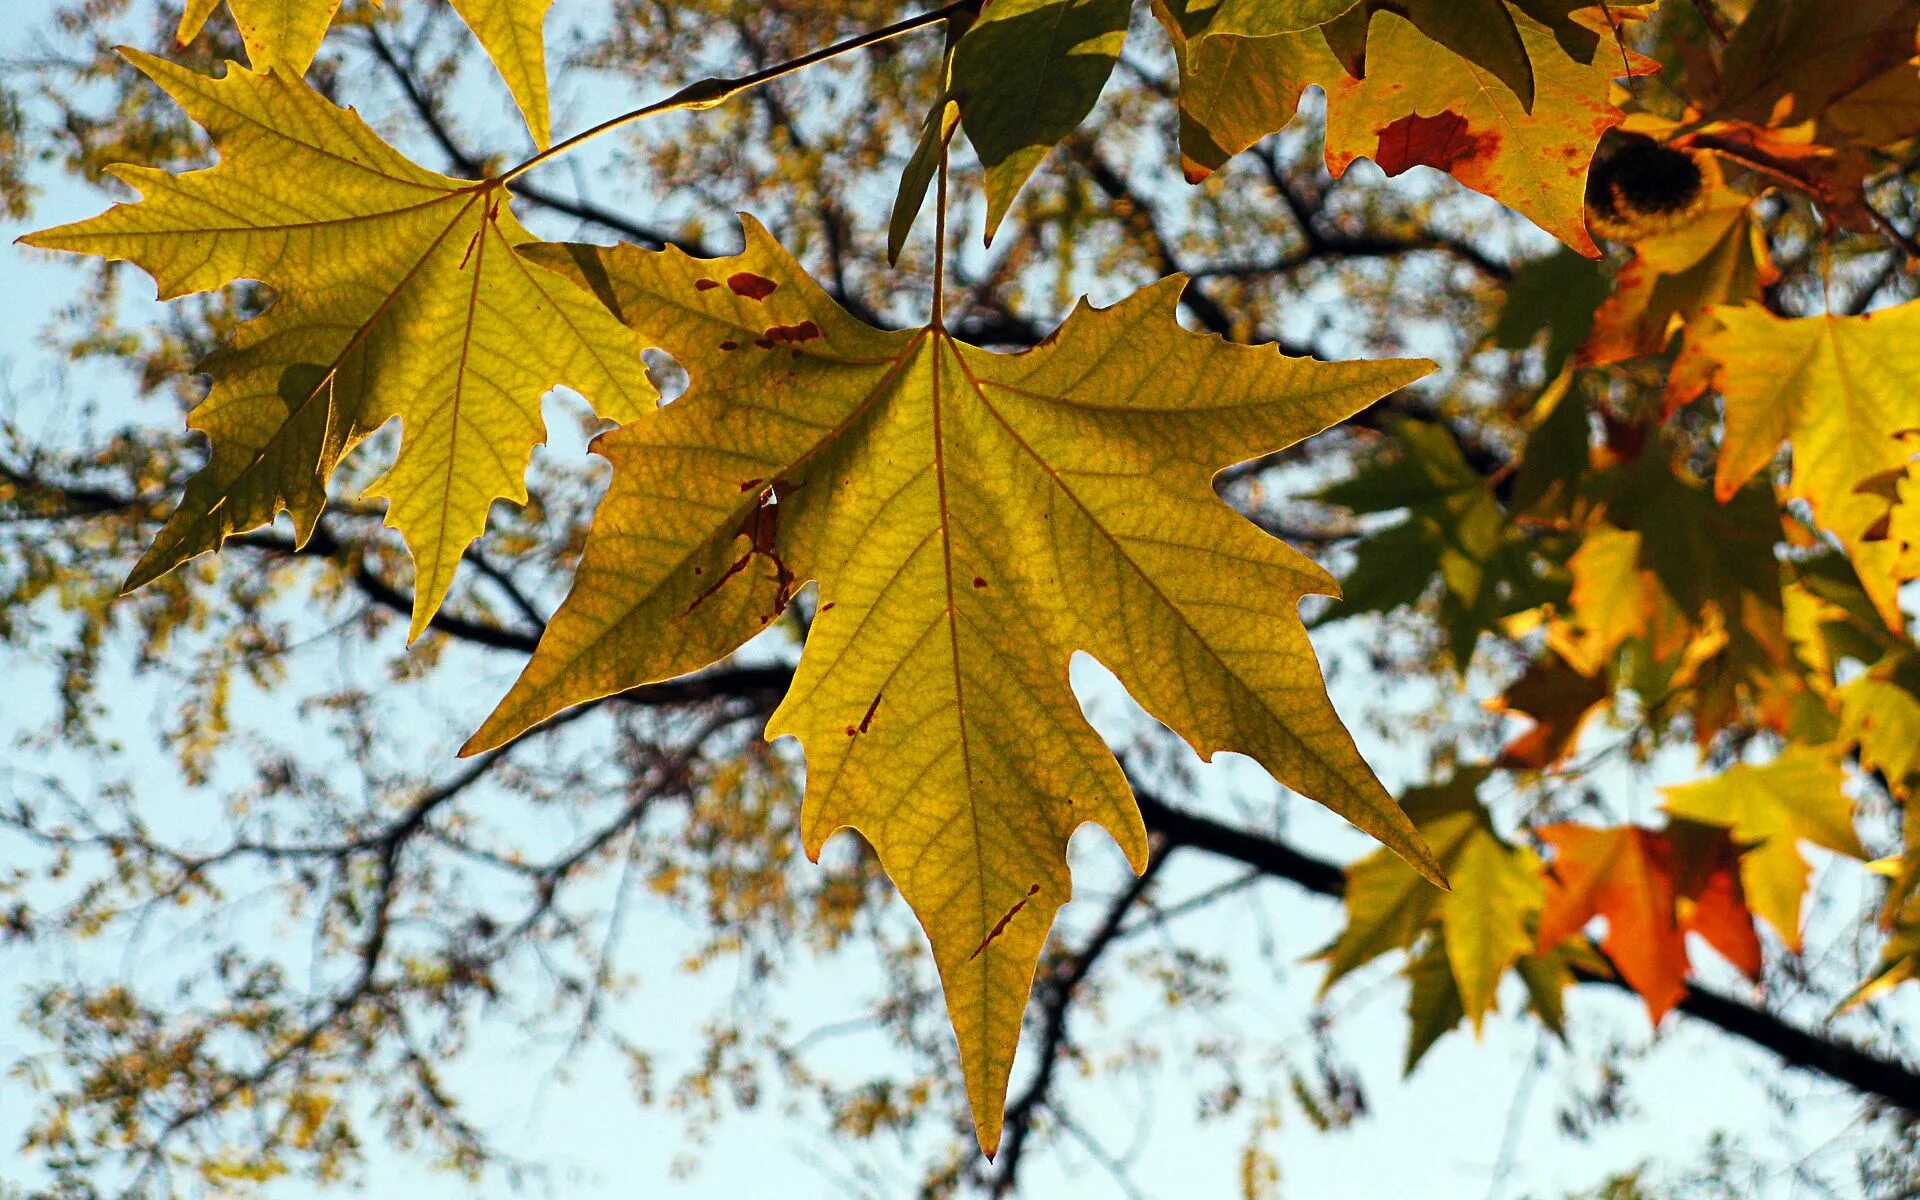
[3,0,1920,1196]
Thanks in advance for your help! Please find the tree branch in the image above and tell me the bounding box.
[1135,790,1920,1115]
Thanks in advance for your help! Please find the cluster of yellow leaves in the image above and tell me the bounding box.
[1308,2,1920,1038]
[23,36,1456,1148]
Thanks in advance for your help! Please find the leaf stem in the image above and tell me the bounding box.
[933,148,950,330]
[498,0,983,187]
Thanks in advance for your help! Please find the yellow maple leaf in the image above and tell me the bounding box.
[1318,770,1541,1032]
[20,53,655,638]
[177,0,557,147]
[1661,745,1866,949]
[461,217,1443,1152]
[1670,301,1920,629]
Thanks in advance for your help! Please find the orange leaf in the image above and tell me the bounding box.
[1537,821,1761,1021]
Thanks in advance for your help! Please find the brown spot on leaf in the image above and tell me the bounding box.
[1372,110,1493,177]
[764,320,822,346]
[719,340,738,351]
[695,278,720,291]
[728,272,779,301]
[858,693,883,734]
[969,884,1042,962]
[972,576,987,589]
[755,338,776,350]
[679,497,794,623]
[738,477,765,493]
[819,601,835,613]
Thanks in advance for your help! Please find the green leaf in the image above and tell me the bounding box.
[1322,0,1536,110]
[951,0,1133,240]
[1404,935,1466,1072]
[1494,248,1610,378]
[889,16,967,266]
[1318,419,1554,670]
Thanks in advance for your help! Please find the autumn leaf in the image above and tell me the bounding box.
[1319,0,1536,110]
[1161,0,1651,256]
[950,0,1132,239]
[1319,8,1651,258]
[1491,654,1610,769]
[1714,0,1920,131]
[19,53,655,637]
[1315,417,1557,670]
[1668,301,1920,629]
[1321,769,1542,1031]
[1661,745,1865,948]
[459,217,1442,1152]
[1178,0,1366,39]
[178,0,558,147]
[1839,658,1920,791]
[1537,821,1761,1021]
[1581,160,1776,366]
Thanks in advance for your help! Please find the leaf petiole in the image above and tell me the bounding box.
[497,0,985,187]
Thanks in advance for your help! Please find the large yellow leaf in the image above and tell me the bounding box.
[20,54,654,637]
[177,0,557,147]
[1660,745,1865,948]
[1669,301,1920,629]
[462,218,1442,1151]
[1160,2,1651,256]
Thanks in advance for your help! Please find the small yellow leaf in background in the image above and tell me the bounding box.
[1670,301,1920,629]
[1319,770,1539,1032]
[1661,745,1865,949]
[463,217,1441,1152]
[21,54,655,637]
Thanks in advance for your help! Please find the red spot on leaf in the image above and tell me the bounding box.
[1372,110,1494,177]
[694,278,720,291]
[728,272,779,301]
[755,338,775,350]
[718,340,738,351]
[972,576,987,589]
